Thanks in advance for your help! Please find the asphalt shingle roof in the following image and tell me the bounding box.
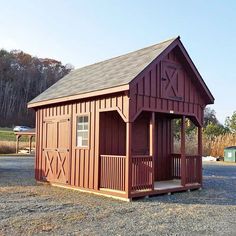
[29,37,177,104]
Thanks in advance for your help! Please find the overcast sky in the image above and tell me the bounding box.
[0,0,235,123]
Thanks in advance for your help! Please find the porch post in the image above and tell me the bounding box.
[198,126,203,185]
[149,112,155,190]
[170,119,174,154]
[16,135,21,154]
[125,122,132,198]
[181,116,186,186]
[29,135,33,154]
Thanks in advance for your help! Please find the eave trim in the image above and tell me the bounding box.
[28,84,129,108]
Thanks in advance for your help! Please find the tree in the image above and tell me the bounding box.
[203,107,230,138]
[0,49,73,127]
[172,118,196,140]
[204,107,218,127]
[225,111,236,134]
[203,122,229,138]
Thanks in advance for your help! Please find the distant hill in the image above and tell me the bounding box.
[0,49,73,127]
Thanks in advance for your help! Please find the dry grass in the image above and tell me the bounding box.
[1,132,235,157]
[206,134,236,157]
[0,141,16,154]
[174,135,198,155]
[0,141,30,154]
[174,133,236,157]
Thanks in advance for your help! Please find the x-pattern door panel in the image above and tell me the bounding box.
[43,149,69,183]
[161,61,184,101]
[42,117,70,184]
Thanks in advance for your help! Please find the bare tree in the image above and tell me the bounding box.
[0,49,72,127]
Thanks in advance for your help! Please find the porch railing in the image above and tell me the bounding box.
[170,154,201,184]
[186,155,201,184]
[131,155,153,191]
[171,153,181,179]
[100,155,126,191]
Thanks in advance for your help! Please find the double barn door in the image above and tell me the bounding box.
[41,116,71,184]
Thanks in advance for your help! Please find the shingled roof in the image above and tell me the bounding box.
[29,37,178,105]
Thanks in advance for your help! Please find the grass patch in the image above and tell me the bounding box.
[0,127,35,154]
[0,130,16,141]
[174,133,236,157]
[0,127,13,131]
[0,127,30,142]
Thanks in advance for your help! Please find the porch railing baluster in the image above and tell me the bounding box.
[170,154,201,184]
[131,155,153,191]
[100,155,126,191]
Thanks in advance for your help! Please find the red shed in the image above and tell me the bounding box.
[28,37,214,201]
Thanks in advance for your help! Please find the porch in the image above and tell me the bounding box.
[99,153,201,197]
[98,111,202,199]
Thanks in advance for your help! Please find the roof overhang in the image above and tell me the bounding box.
[28,37,214,109]
[175,39,215,104]
[130,37,214,105]
[28,84,129,108]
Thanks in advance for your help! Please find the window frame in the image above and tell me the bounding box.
[76,113,90,149]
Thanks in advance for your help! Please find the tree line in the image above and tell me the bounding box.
[0,49,73,127]
[1,48,235,137]
[172,107,236,139]
[203,107,236,137]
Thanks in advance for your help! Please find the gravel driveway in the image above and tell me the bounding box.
[0,156,235,236]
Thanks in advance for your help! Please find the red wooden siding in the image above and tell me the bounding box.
[186,155,201,184]
[40,106,71,184]
[99,111,126,156]
[35,108,40,180]
[100,155,126,191]
[132,112,150,155]
[98,111,126,191]
[129,49,205,126]
[35,93,129,192]
[170,154,201,184]
[130,112,173,183]
[131,155,153,191]
[155,115,172,181]
[33,43,209,199]
[70,94,128,190]
[171,153,181,179]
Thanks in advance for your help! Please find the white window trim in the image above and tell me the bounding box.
[76,114,90,149]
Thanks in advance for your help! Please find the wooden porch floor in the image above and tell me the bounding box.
[131,180,201,198]
[154,179,182,190]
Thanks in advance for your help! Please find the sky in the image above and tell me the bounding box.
[0,0,235,123]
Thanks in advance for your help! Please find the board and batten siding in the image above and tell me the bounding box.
[32,39,213,199]
[99,111,126,156]
[129,49,205,126]
[155,116,172,181]
[34,93,129,191]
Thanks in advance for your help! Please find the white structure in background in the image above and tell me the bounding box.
[202,156,217,162]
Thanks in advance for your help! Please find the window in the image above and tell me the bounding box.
[77,116,89,147]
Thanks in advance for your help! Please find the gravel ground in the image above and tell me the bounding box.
[0,156,235,236]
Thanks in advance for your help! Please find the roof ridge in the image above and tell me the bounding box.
[71,36,179,72]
